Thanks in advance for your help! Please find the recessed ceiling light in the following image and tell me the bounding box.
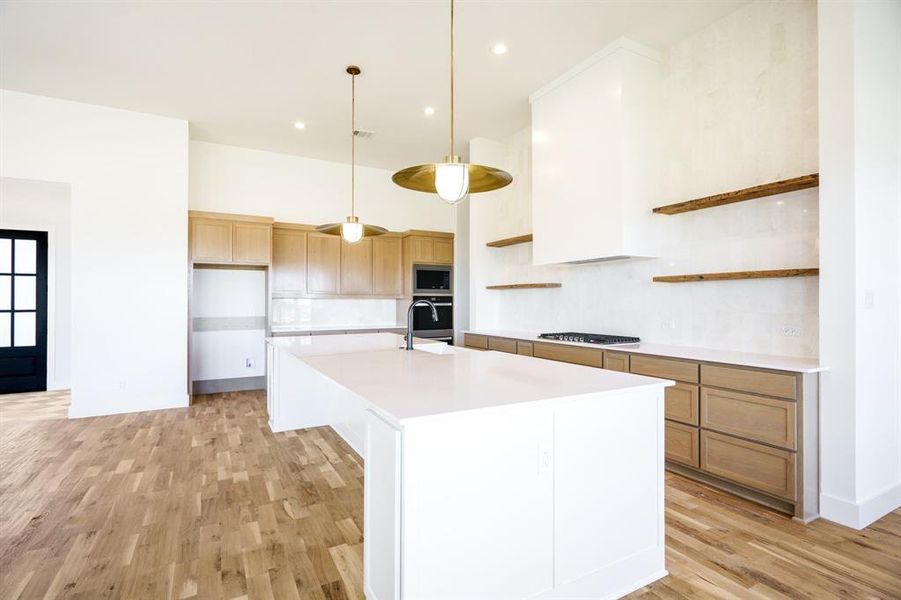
[424,106,436,116]
[294,121,306,130]
[491,42,508,55]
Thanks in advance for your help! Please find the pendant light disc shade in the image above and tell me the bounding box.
[392,162,513,196]
[316,218,388,239]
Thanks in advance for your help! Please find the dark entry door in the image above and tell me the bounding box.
[0,230,48,393]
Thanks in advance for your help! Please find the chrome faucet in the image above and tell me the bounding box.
[406,299,438,350]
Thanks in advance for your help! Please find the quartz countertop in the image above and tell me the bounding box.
[268,333,671,423]
[463,329,825,373]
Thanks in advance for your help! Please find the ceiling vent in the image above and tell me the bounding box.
[354,129,375,139]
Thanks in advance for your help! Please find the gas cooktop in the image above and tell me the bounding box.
[538,332,640,345]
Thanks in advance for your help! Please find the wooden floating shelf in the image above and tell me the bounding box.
[486,233,533,248]
[652,173,819,215]
[486,283,562,290]
[653,268,819,283]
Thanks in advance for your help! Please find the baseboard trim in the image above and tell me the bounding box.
[192,376,266,395]
[821,481,901,530]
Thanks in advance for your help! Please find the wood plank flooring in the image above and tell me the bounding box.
[1,390,899,600]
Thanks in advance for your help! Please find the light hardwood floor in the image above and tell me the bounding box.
[0,390,899,599]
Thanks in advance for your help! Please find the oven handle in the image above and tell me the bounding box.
[416,302,453,307]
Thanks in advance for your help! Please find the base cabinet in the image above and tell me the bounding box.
[665,421,700,468]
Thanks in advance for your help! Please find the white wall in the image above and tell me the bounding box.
[0,90,189,417]
[190,140,455,231]
[818,0,901,529]
[470,0,819,358]
[0,177,71,390]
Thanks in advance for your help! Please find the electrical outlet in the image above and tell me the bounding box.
[538,443,553,474]
[245,358,255,369]
[661,319,676,330]
[781,325,801,337]
[864,290,875,309]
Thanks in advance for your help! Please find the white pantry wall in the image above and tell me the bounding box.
[469,0,819,358]
[0,90,189,417]
[0,177,72,390]
[189,140,455,232]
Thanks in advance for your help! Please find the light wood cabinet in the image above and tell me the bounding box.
[433,238,454,264]
[701,431,796,500]
[701,388,796,450]
[271,229,307,294]
[665,382,700,426]
[533,342,604,368]
[307,233,341,295]
[630,355,699,384]
[408,236,435,263]
[340,238,373,295]
[463,333,489,350]
[488,337,517,354]
[604,351,629,372]
[373,236,403,296]
[191,218,233,263]
[665,421,700,468]
[516,341,534,356]
[402,231,455,295]
[701,364,796,400]
[233,222,272,264]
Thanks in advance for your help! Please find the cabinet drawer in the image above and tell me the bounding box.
[630,355,698,383]
[516,341,534,356]
[701,364,796,400]
[604,351,629,372]
[488,337,518,354]
[533,342,604,368]
[701,431,796,500]
[701,388,796,450]
[665,421,699,468]
[463,333,489,350]
[665,383,700,426]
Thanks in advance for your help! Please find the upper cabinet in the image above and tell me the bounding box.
[341,238,374,295]
[190,212,272,265]
[403,233,454,265]
[272,227,307,295]
[307,232,342,295]
[373,235,403,296]
[530,39,661,265]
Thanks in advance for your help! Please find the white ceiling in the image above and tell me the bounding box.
[0,0,748,170]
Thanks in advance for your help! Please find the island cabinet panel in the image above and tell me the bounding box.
[701,388,797,450]
[191,218,233,263]
[630,355,699,384]
[701,364,796,400]
[665,421,700,467]
[533,342,604,368]
[307,233,341,295]
[271,229,307,294]
[701,431,796,500]
[233,222,272,264]
[488,336,518,354]
[340,238,373,295]
[604,351,629,372]
[463,333,488,350]
[517,341,534,356]
[665,382,700,426]
[364,415,402,600]
[372,236,402,296]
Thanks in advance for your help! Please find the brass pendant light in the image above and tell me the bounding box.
[392,0,513,204]
[317,65,387,243]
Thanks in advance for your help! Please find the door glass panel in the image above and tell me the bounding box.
[0,313,9,347]
[14,239,37,274]
[0,276,10,310]
[14,275,36,310]
[0,239,10,273]
[14,312,36,347]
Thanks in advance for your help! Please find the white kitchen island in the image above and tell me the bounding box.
[266,333,673,600]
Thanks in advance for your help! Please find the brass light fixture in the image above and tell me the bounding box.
[392,0,512,204]
[317,65,387,243]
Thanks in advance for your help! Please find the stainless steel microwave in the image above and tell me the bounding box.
[413,264,452,295]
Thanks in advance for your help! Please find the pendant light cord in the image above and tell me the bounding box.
[351,70,356,218]
[449,0,455,160]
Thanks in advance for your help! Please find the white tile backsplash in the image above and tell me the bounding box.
[271,298,397,329]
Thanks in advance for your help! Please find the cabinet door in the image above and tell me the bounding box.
[372,236,402,296]
[409,236,434,263]
[191,218,233,263]
[341,238,373,295]
[233,222,272,264]
[271,229,307,294]
[307,233,341,294]
[665,421,700,467]
[433,238,454,264]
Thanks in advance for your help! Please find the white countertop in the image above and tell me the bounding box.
[268,333,671,423]
[464,329,825,373]
[271,322,406,334]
